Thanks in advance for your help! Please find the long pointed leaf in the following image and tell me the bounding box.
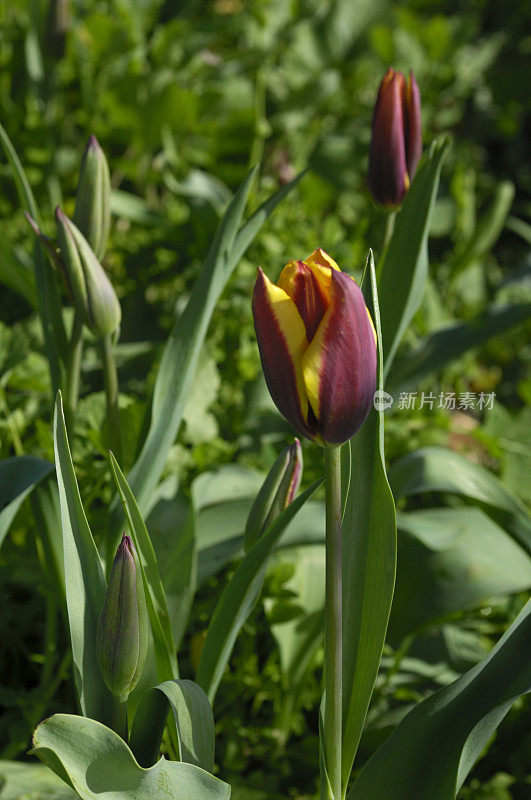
[0,228,37,307]
[197,479,323,704]
[121,166,258,521]
[0,122,66,395]
[341,251,397,789]
[387,302,531,394]
[108,170,303,555]
[53,393,112,724]
[348,596,531,800]
[378,138,448,376]
[0,456,52,549]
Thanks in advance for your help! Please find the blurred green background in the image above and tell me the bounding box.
[0,0,530,798]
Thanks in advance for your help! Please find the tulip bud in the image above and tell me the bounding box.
[74,135,111,260]
[55,206,121,337]
[368,68,422,207]
[244,439,303,551]
[97,535,148,700]
[252,249,377,446]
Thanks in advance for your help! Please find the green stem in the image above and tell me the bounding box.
[324,445,342,799]
[101,333,121,461]
[64,314,83,432]
[248,65,268,169]
[382,210,396,255]
[113,696,129,742]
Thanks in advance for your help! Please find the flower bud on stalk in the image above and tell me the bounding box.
[368,68,422,207]
[55,206,121,337]
[244,439,303,552]
[74,135,111,261]
[252,249,377,446]
[97,535,148,701]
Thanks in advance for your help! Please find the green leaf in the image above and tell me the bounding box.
[145,482,196,649]
[0,455,53,549]
[386,302,531,394]
[32,714,231,800]
[268,546,325,738]
[129,679,215,772]
[378,138,449,376]
[0,760,77,799]
[111,169,302,550]
[390,507,531,642]
[389,447,531,555]
[0,228,37,307]
[341,251,397,789]
[53,392,112,724]
[110,189,170,228]
[0,121,66,396]
[163,168,233,215]
[109,453,178,682]
[451,181,515,279]
[197,479,323,704]
[348,596,531,800]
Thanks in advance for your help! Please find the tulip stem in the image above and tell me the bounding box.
[101,333,121,461]
[382,210,396,256]
[64,314,83,432]
[324,445,342,799]
[113,696,129,742]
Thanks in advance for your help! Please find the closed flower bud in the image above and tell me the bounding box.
[368,68,422,207]
[97,535,148,701]
[74,135,111,260]
[252,249,377,446]
[244,438,303,551]
[55,206,121,337]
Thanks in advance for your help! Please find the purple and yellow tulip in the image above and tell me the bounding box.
[368,68,422,207]
[252,249,377,446]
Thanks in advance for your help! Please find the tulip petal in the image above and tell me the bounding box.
[277,259,329,340]
[368,68,409,207]
[301,271,377,445]
[252,268,314,439]
[305,248,340,272]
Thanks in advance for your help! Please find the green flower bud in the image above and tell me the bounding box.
[97,535,148,701]
[244,438,303,552]
[55,206,121,337]
[74,135,111,260]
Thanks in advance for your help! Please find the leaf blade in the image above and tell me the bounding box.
[197,479,323,704]
[32,714,231,800]
[378,138,449,376]
[109,453,178,681]
[53,393,112,724]
[348,597,531,800]
[341,251,397,788]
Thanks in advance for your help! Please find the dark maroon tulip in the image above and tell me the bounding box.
[252,249,377,446]
[368,68,422,207]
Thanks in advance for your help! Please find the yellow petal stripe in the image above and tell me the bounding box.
[305,248,340,272]
[301,304,332,422]
[261,272,310,424]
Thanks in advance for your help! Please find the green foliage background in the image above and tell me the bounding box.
[0,0,529,798]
